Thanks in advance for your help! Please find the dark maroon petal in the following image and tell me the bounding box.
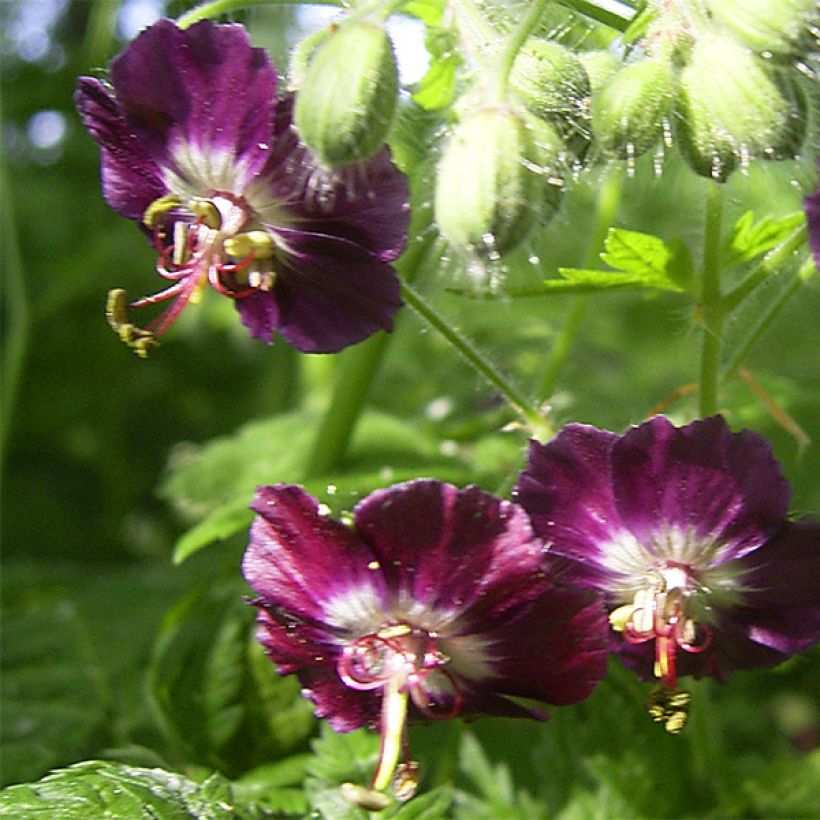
[108,19,277,183]
[74,77,167,220]
[731,521,820,651]
[261,96,410,263]
[804,175,820,269]
[469,584,609,706]
[254,608,379,731]
[300,670,381,732]
[243,484,388,625]
[353,481,545,616]
[610,416,791,563]
[514,425,621,587]
[238,229,402,353]
[235,290,281,346]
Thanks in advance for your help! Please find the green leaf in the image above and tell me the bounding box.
[412,55,460,110]
[146,580,314,775]
[412,25,461,111]
[164,410,471,563]
[0,761,248,820]
[724,210,805,269]
[402,0,446,25]
[600,228,674,281]
[0,597,108,789]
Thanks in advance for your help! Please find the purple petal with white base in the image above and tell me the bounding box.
[243,479,608,781]
[75,19,409,355]
[515,415,820,689]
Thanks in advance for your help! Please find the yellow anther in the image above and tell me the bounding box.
[189,198,222,228]
[142,194,183,229]
[378,624,413,640]
[224,230,275,260]
[105,289,157,358]
[608,604,633,633]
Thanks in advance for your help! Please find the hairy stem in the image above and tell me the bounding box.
[401,281,552,438]
[538,166,624,400]
[722,253,815,381]
[493,0,549,99]
[698,182,725,417]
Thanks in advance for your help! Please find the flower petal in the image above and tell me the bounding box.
[610,416,791,563]
[463,583,609,706]
[237,229,402,353]
[253,608,379,732]
[804,170,820,269]
[243,484,387,626]
[514,425,621,587]
[353,480,545,618]
[108,19,278,187]
[74,77,167,220]
[256,96,410,263]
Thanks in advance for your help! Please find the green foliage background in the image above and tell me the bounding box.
[2,0,819,816]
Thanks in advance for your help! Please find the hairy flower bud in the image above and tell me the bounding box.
[510,39,591,142]
[591,58,675,159]
[674,34,807,181]
[705,0,819,59]
[294,22,399,167]
[578,50,620,96]
[435,107,538,257]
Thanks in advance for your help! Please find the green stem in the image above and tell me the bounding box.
[492,0,548,99]
[698,182,725,417]
[302,234,435,478]
[0,137,30,469]
[538,166,624,401]
[722,222,807,313]
[177,0,341,28]
[302,332,391,478]
[401,281,551,438]
[722,253,815,381]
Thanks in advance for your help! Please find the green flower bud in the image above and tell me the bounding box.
[591,58,676,159]
[294,22,399,168]
[577,50,620,96]
[705,0,819,59]
[510,39,591,140]
[523,112,569,216]
[435,108,538,257]
[674,34,807,181]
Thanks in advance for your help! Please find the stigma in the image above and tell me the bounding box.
[107,193,277,356]
[609,562,712,689]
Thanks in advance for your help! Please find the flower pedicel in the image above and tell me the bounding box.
[75,20,409,356]
[515,415,820,732]
[243,479,608,806]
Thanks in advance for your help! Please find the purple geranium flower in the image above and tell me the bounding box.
[243,480,607,800]
[515,416,819,697]
[75,19,409,356]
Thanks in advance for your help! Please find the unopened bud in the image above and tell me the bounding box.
[510,39,591,140]
[674,34,807,181]
[705,0,819,60]
[294,22,399,168]
[591,58,675,159]
[577,50,620,96]
[435,107,538,257]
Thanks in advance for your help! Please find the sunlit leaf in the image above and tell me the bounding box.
[0,762,248,819]
[724,210,805,269]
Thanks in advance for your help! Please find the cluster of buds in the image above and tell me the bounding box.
[586,2,811,180]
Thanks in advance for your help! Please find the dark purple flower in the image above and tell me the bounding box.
[515,415,820,692]
[75,20,409,356]
[243,480,607,798]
